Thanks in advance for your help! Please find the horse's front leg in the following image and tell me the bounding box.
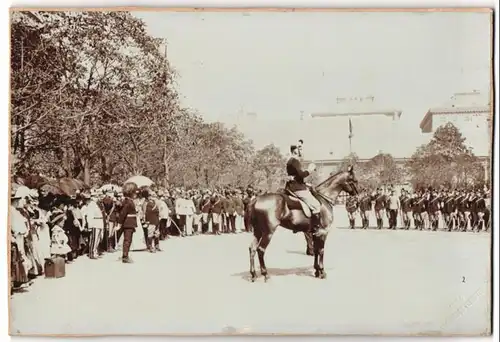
[313,234,327,279]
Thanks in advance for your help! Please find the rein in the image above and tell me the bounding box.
[315,190,337,208]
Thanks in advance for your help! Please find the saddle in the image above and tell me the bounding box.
[279,189,316,218]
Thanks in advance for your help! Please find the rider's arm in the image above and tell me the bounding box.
[290,158,310,178]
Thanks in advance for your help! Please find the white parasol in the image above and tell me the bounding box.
[13,185,32,199]
[124,175,154,188]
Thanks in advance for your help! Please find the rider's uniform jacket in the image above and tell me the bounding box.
[285,156,310,192]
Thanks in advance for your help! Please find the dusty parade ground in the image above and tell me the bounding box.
[10,211,491,336]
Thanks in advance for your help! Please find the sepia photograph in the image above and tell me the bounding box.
[8,8,494,336]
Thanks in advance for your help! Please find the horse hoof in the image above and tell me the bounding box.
[314,270,320,278]
[263,275,271,282]
[320,272,327,279]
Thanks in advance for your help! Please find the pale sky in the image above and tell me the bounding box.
[133,11,491,159]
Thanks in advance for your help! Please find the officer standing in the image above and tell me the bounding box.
[359,189,372,229]
[345,193,359,229]
[373,188,386,229]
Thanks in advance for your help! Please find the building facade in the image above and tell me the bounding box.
[419,91,491,181]
[419,90,491,157]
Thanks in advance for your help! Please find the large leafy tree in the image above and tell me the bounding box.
[405,122,484,189]
[10,11,258,189]
[364,153,402,187]
[251,144,286,191]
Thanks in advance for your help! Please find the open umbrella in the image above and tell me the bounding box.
[13,185,31,199]
[11,183,22,195]
[58,178,90,196]
[124,175,154,188]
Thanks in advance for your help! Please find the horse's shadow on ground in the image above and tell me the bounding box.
[232,266,315,281]
[285,249,310,256]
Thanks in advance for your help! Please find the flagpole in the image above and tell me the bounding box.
[348,117,353,155]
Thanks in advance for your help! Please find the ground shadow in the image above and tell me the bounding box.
[232,266,317,281]
[286,249,311,256]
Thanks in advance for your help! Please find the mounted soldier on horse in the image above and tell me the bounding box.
[245,140,359,282]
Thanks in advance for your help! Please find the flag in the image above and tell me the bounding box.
[348,118,353,139]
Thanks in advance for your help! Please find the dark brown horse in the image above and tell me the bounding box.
[245,166,358,282]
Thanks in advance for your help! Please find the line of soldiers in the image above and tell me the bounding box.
[345,186,491,232]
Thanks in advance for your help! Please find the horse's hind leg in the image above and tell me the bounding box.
[249,236,260,282]
[257,233,274,282]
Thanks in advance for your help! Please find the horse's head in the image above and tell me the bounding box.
[317,165,359,199]
[339,165,359,195]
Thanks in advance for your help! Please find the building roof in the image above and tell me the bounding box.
[419,105,491,132]
[311,110,402,119]
[306,154,490,166]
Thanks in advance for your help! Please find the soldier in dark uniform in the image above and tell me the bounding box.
[232,190,245,233]
[428,189,441,231]
[211,192,223,235]
[345,193,359,229]
[101,192,115,252]
[200,192,212,234]
[475,190,487,232]
[115,183,138,264]
[141,189,161,252]
[372,188,386,229]
[468,190,480,231]
[400,189,412,230]
[192,192,202,234]
[285,144,321,232]
[442,190,456,231]
[455,189,469,231]
[223,190,236,233]
[412,191,426,230]
[109,193,123,250]
[359,189,372,229]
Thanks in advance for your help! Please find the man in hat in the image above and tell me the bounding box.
[211,191,223,235]
[358,189,372,229]
[201,191,212,234]
[81,192,105,259]
[101,190,115,252]
[345,193,359,229]
[399,189,412,230]
[427,189,441,231]
[373,187,386,229]
[191,192,202,235]
[233,189,245,233]
[223,190,236,233]
[142,189,161,252]
[387,189,400,229]
[157,193,170,240]
[442,189,456,231]
[285,143,321,233]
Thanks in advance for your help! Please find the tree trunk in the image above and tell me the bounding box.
[83,158,91,185]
